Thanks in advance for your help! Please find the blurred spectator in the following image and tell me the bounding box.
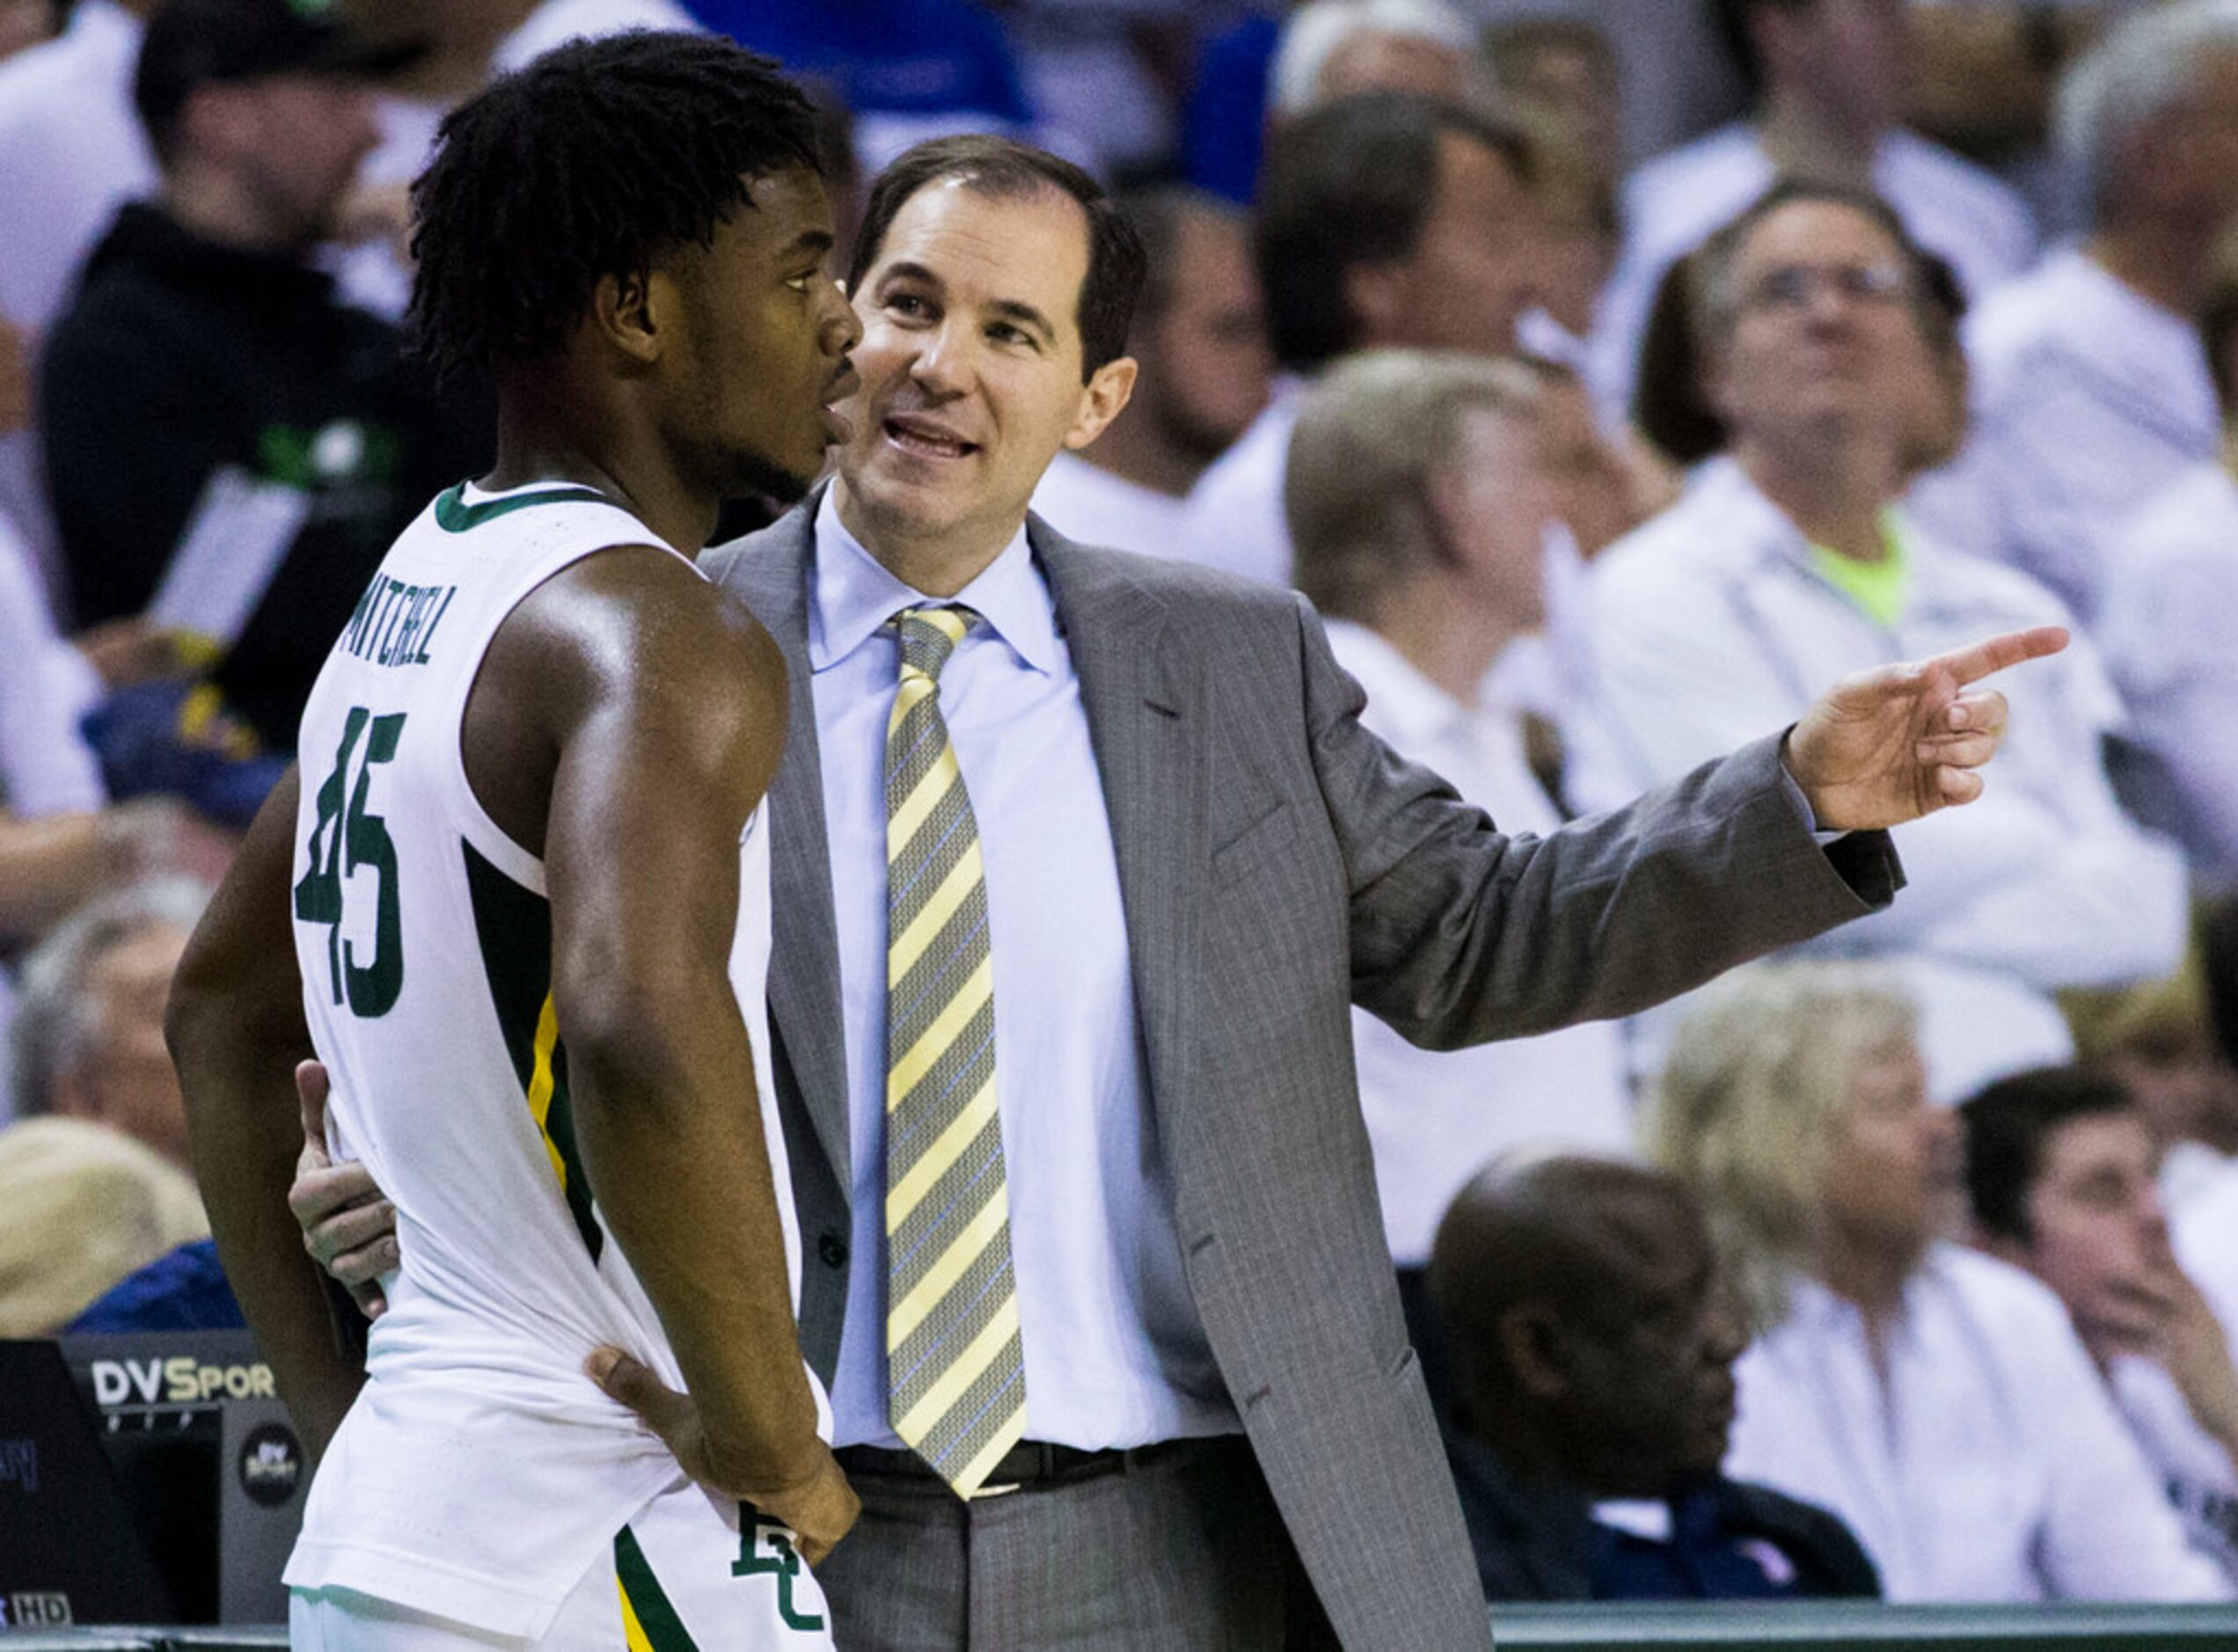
[1269,0,1475,115]
[0,320,106,824]
[1427,1154,1880,1601]
[998,0,1210,179]
[1512,118,1618,362]
[2066,946,2238,1214]
[2176,898,2238,1342]
[1649,963,2231,1601]
[1029,186,1270,551]
[0,0,53,56]
[1911,0,2238,625]
[1567,183,2185,1102]
[2095,231,2238,888]
[1182,91,1546,585]
[40,0,479,759]
[326,0,704,318]
[1588,0,2037,419]
[691,0,1032,173]
[1905,1,2117,160]
[1633,233,1971,479]
[0,0,162,338]
[1480,16,1620,181]
[11,877,208,1167]
[1181,0,1476,209]
[0,0,166,606]
[1285,350,1633,1401]
[1478,18,1620,364]
[0,340,236,958]
[68,1233,243,1330]
[1178,5,1284,205]
[1962,1066,2238,1581]
[0,1115,206,1335]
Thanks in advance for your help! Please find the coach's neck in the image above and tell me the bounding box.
[831,473,1026,599]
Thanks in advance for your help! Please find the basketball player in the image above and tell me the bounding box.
[165,33,863,1648]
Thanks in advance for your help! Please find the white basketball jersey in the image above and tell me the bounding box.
[282,479,826,1637]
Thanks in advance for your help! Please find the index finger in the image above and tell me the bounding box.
[1925,625,2068,688]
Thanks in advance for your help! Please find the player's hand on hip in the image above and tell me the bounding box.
[1784,625,2067,830]
[587,1346,860,1568]
[288,1058,395,1319]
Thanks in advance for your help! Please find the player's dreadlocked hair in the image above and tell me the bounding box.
[408,30,823,391]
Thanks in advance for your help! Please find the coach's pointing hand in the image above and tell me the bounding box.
[589,1346,860,1568]
[1784,625,2068,831]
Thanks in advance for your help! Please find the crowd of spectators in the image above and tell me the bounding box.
[5,0,2238,1618]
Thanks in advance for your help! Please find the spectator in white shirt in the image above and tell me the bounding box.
[2095,235,2238,888]
[1587,0,2037,422]
[1182,91,1547,587]
[1284,348,1634,1393]
[1961,1065,2238,1581]
[1649,963,2234,1602]
[1568,182,2187,1101]
[1911,0,2238,624]
[1029,187,1271,554]
[0,0,163,596]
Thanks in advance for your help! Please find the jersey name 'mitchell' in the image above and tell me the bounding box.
[339,574,457,669]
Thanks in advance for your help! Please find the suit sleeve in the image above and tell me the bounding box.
[1293,596,1902,1047]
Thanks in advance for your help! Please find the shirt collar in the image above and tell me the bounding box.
[1592,1499,1676,1542]
[808,486,1059,677]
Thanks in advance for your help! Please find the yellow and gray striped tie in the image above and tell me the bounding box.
[882,605,1025,1498]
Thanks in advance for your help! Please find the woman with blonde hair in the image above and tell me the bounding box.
[1646,962,2228,1604]
[0,1115,205,1335]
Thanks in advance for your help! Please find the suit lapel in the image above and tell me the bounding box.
[1033,524,1202,1134]
[706,499,852,1190]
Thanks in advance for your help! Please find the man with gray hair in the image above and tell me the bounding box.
[1912,0,2238,624]
[1589,0,2037,420]
[1287,348,1633,1401]
[1269,0,1479,119]
[11,876,207,1166]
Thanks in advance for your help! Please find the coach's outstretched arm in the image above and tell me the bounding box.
[169,769,368,1462]
[501,548,857,1566]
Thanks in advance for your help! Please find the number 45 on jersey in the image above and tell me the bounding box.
[296,704,407,1019]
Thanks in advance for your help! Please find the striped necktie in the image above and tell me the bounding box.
[882,605,1026,1497]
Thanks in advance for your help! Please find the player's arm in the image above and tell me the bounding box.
[166,769,367,1460]
[482,547,852,1554]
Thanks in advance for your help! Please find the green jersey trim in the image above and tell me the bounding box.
[433,483,618,534]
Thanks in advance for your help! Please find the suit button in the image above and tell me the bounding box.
[818,1232,848,1268]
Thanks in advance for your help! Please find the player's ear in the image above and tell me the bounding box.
[592,268,664,368]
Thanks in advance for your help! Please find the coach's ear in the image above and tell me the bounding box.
[591,268,666,369]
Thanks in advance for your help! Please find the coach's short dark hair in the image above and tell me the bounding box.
[845,135,1145,382]
[1959,1067,2136,1244]
[408,30,823,391]
[1255,92,1533,375]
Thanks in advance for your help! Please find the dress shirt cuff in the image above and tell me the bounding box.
[1773,738,1847,845]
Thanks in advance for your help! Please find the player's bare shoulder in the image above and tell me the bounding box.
[464,541,787,853]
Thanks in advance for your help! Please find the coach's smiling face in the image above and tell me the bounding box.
[831,178,1136,594]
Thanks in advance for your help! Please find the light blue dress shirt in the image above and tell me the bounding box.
[808,491,1237,1451]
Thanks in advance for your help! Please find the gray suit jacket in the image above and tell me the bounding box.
[703,496,1899,1649]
